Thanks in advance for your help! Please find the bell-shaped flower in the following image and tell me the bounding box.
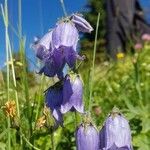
[71,14,93,33]
[99,108,133,150]
[32,20,85,78]
[76,123,99,150]
[38,46,84,78]
[45,82,63,126]
[39,48,65,79]
[31,30,53,62]
[52,20,79,50]
[57,46,85,68]
[61,74,84,114]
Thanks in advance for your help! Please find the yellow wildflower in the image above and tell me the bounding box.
[43,106,50,116]
[36,116,46,128]
[116,52,125,59]
[3,100,16,118]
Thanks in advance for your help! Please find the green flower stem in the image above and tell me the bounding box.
[74,111,78,128]
[50,130,55,150]
[18,0,22,39]
[60,0,67,17]
[1,1,11,149]
[1,0,9,100]
[133,55,143,107]
[88,13,100,112]
[34,75,45,130]
[20,132,40,150]
[7,118,11,150]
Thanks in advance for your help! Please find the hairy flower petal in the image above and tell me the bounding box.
[76,124,99,150]
[61,75,84,113]
[71,14,93,33]
[38,49,65,79]
[45,83,63,125]
[31,31,53,62]
[32,30,53,50]
[52,21,79,50]
[99,114,132,150]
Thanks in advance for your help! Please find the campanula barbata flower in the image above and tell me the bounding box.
[45,82,63,126]
[31,30,53,62]
[76,115,99,150]
[99,107,133,150]
[32,15,92,78]
[61,74,84,114]
[39,48,65,79]
[52,20,79,50]
[52,20,85,69]
[71,14,94,33]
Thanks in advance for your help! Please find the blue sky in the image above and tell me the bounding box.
[0,0,87,69]
[0,0,150,69]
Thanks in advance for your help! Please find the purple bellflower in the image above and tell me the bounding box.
[31,30,65,78]
[76,122,99,150]
[32,18,88,78]
[99,107,133,150]
[38,45,84,78]
[39,48,65,79]
[61,74,84,114]
[45,82,63,126]
[31,30,53,62]
[52,20,85,69]
[71,14,94,33]
[52,20,79,50]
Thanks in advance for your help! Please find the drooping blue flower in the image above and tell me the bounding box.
[31,30,65,78]
[38,46,84,79]
[52,20,79,50]
[31,30,53,62]
[76,123,99,150]
[32,19,85,78]
[99,108,133,150]
[39,48,65,79]
[52,20,85,69]
[71,14,94,33]
[61,74,84,114]
[45,82,63,126]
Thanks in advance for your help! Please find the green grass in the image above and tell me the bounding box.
[0,0,150,150]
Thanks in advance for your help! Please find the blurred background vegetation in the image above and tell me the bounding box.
[0,0,150,149]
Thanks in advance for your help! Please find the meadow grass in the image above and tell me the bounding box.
[0,0,150,150]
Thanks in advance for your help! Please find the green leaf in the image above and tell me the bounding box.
[133,134,150,150]
[141,118,150,133]
[0,142,6,150]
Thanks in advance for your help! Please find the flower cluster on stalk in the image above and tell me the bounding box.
[32,14,93,127]
[32,14,92,79]
[33,13,133,150]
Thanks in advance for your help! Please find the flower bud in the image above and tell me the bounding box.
[71,14,93,33]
